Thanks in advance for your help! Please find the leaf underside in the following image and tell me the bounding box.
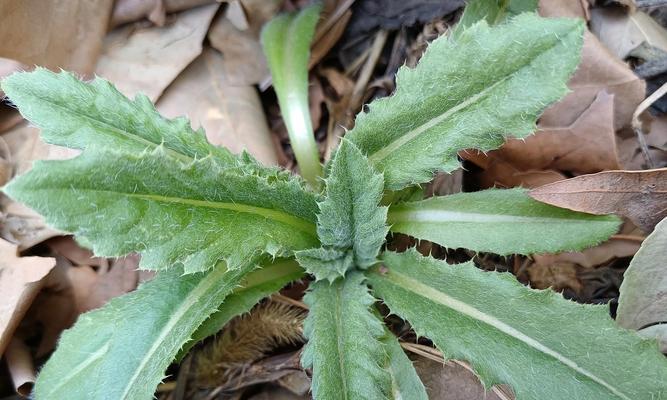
[368,250,667,400]
[387,188,620,255]
[302,272,391,399]
[34,263,255,400]
[347,14,584,190]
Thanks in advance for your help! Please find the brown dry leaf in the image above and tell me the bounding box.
[527,262,583,293]
[618,114,667,169]
[412,356,503,400]
[110,0,216,27]
[529,168,667,232]
[0,238,55,355]
[157,48,279,165]
[0,0,113,75]
[591,8,667,60]
[96,3,219,101]
[79,255,140,313]
[5,337,36,396]
[45,236,104,268]
[493,91,621,174]
[533,236,642,269]
[539,0,590,20]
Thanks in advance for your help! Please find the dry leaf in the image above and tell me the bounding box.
[96,3,219,101]
[0,0,113,75]
[529,168,667,232]
[539,0,590,20]
[618,114,667,170]
[5,337,35,396]
[495,91,620,174]
[527,262,583,294]
[590,8,667,60]
[157,48,279,165]
[0,239,55,355]
[412,356,503,400]
[80,255,140,313]
[533,236,642,269]
[110,0,216,27]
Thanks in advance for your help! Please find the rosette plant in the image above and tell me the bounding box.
[2,1,667,399]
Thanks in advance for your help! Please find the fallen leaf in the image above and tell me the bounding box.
[618,114,667,170]
[529,168,667,232]
[110,0,216,27]
[96,3,219,101]
[533,236,642,269]
[0,238,55,355]
[528,262,583,294]
[412,355,503,400]
[5,337,35,396]
[539,0,590,20]
[590,8,667,60]
[494,90,621,174]
[617,218,667,348]
[46,236,104,268]
[0,0,113,75]
[78,255,140,313]
[157,48,279,165]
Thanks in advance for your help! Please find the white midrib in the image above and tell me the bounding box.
[384,270,632,400]
[367,77,508,165]
[388,208,590,224]
[120,265,231,399]
[45,342,110,396]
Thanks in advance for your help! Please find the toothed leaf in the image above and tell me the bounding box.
[367,250,667,399]
[380,325,428,399]
[453,0,538,38]
[34,262,255,400]
[302,272,392,399]
[387,188,620,255]
[4,148,318,273]
[347,14,584,190]
[296,247,354,283]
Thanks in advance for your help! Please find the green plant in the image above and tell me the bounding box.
[3,4,667,400]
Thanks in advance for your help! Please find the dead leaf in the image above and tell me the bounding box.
[46,236,104,268]
[96,3,219,101]
[494,91,621,174]
[0,238,55,355]
[539,0,590,20]
[80,255,140,312]
[529,168,667,232]
[533,236,642,269]
[157,48,279,165]
[619,114,667,170]
[0,0,113,75]
[590,8,667,60]
[412,355,503,400]
[110,0,216,27]
[528,262,583,294]
[5,337,35,396]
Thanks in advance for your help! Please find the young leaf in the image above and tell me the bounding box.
[4,147,318,273]
[261,4,323,188]
[302,272,392,399]
[1,69,271,173]
[387,188,620,255]
[34,262,256,400]
[617,218,667,339]
[368,250,667,400]
[296,140,387,280]
[178,258,304,361]
[347,14,584,190]
[380,325,428,400]
[452,0,538,38]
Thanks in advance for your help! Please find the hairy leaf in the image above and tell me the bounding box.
[178,259,304,361]
[387,188,620,255]
[296,140,387,281]
[302,272,391,399]
[1,68,280,176]
[380,326,428,400]
[347,14,584,190]
[453,0,538,37]
[261,4,322,187]
[368,250,667,399]
[34,262,255,400]
[4,147,318,273]
[618,218,667,339]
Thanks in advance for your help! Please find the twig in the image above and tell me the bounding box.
[631,81,667,168]
[637,0,667,8]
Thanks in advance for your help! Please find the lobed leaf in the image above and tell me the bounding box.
[387,188,620,255]
[347,14,584,190]
[34,262,255,400]
[367,250,667,400]
[4,147,319,273]
[302,272,392,399]
[297,140,387,280]
[452,0,538,38]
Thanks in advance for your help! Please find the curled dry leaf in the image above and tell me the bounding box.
[617,218,667,350]
[96,3,219,101]
[590,8,667,60]
[110,0,216,27]
[0,238,55,355]
[529,168,667,232]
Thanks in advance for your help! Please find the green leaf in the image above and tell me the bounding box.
[1,68,275,175]
[261,4,323,188]
[34,262,255,400]
[4,147,318,273]
[177,258,305,361]
[380,327,428,400]
[302,272,392,399]
[367,250,667,400]
[296,140,387,281]
[453,0,538,38]
[618,218,667,340]
[347,14,584,190]
[387,188,620,255]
